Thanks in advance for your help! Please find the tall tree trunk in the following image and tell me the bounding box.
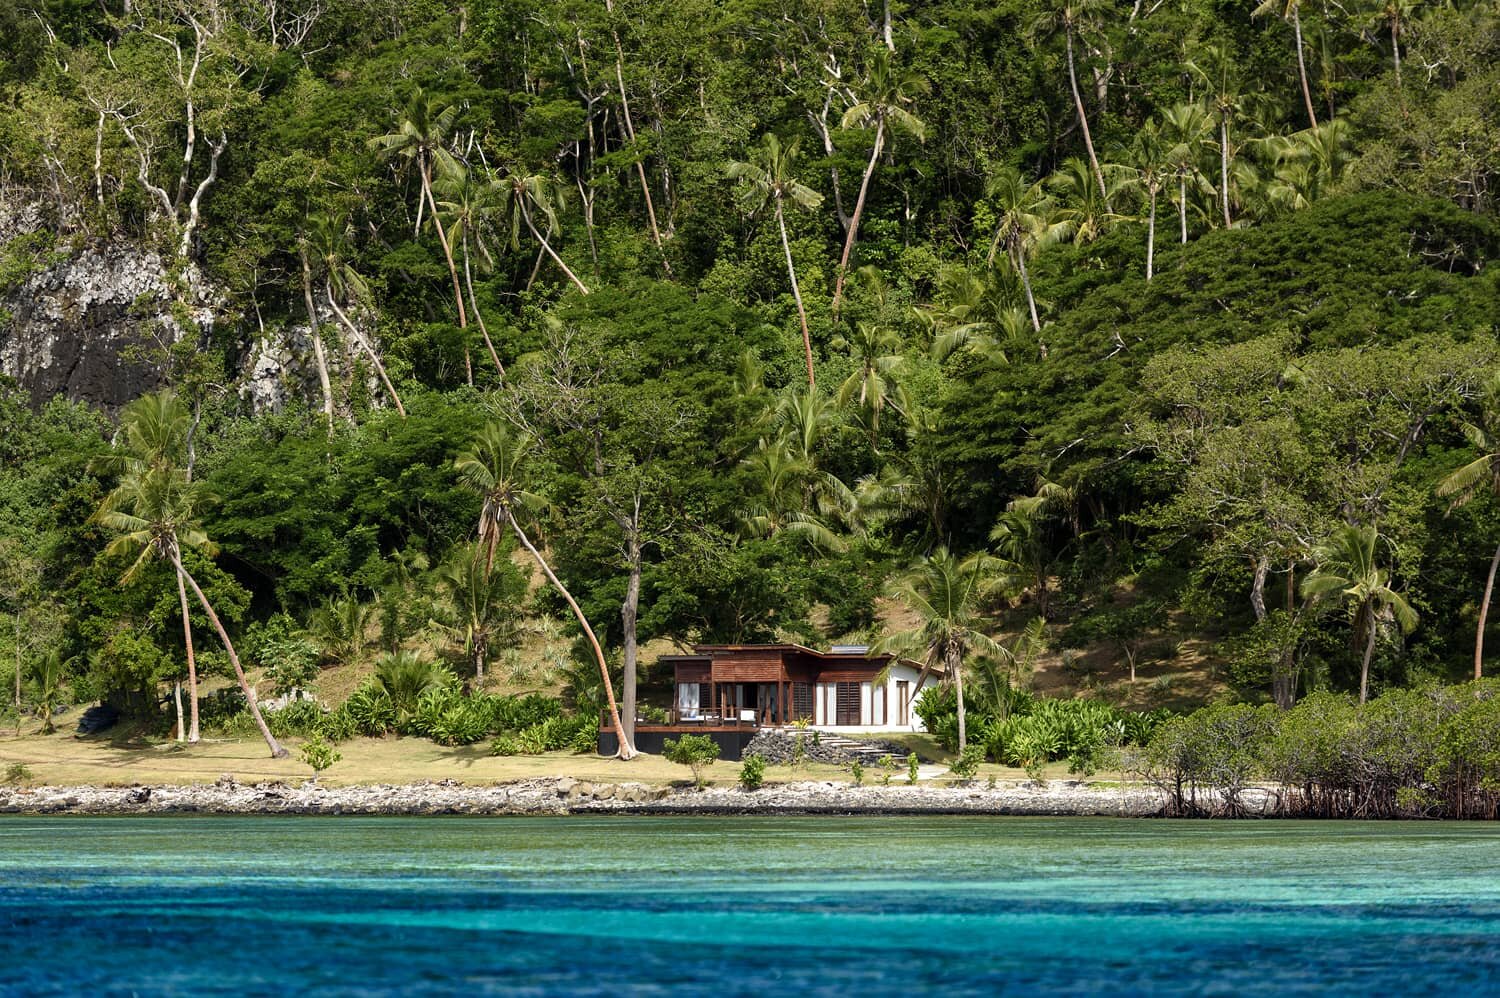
[175,568,200,742]
[1359,604,1376,704]
[832,119,886,323]
[1066,29,1111,213]
[461,243,505,381]
[621,538,641,744]
[1391,15,1402,91]
[1250,554,1270,622]
[1219,117,1232,228]
[777,200,815,388]
[325,287,407,418]
[299,247,337,435]
[601,0,672,277]
[172,680,185,742]
[1292,9,1319,131]
[508,517,634,759]
[950,646,967,753]
[1474,542,1500,680]
[1179,174,1188,243]
[1146,188,1156,281]
[1014,247,1041,333]
[172,550,287,758]
[420,161,469,329]
[521,202,591,295]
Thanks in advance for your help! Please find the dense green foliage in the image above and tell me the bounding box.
[1142,680,1500,818]
[2,0,1499,751]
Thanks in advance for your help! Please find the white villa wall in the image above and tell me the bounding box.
[807,662,939,733]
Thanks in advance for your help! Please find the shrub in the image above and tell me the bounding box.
[739,753,766,790]
[490,734,521,756]
[515,724,551,755]
[492,693,562,732]
[265,698,326,738]
[878,754,897,785]
[316,706,358,744]
[569,724,600,755]
[949,744,984,782]
[849,760,864,786]
[342,682,397,736]
[663,734,720,789]
[908,753,920,784]
[638,704,671,724]
[300,734,341,780]
[4,763,33,785]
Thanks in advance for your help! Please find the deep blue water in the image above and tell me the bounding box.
[1,816,1499,995]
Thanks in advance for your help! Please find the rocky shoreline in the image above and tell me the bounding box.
[0,777,1185,817]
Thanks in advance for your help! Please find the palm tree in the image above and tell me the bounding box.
[304,212,408,417]
[1187,46,1243,229]
[94,465,287,757]
[920,266,1024,363]
[1436,374,1500,679]
[305,595,371,665]
[368,89,468,328]
[435,541,515,681]
[873,548,1009,751]
[454,421,631,757]
[1162,101,1212,243]
[95,391,205,743]
[1301,524,1417,704]
[1031,0,1113,212]
[25,650,66,735]
[985,166,1072,334]
[728,134,825,388]
[833,50,928,321]
[1049,155,1124,246]
[296,231,339,433]
[990,479,1074,620]
[1252,0,1321,131]
[1369,0,1414,91]
[832,321,907,447]
[497,170,590,295]
[434,166,507,380]
[1126,123,1171,280]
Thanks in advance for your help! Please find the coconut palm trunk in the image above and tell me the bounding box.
[621,541,641,743]
[832,119,886,323]
[1292,9,1319,131]
[1179,175,1188,243]
[776,200,816,387]
[419,159,469,330]
[1014,247,1042,333]
[298,248,337,434]
[1359,602,1376,704]
[175,568,201,742]
[324,287,408,418]
[1475,542,1500,680]
[171,549,287,758]
[1065,29,1111,213]
[506,518,633,759]
[461,235,505,380]
[172,680,185,741]
[521,201,591,295]
[949,644,967,752]
[1146,189,1156,281]
[1219,118,1232,228]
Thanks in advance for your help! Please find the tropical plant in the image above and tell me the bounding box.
[1436,373,1500,679]
[984,166,1071,333]
[1252,0,1321,130]
[832,321,907,447]
[496,170,589,295]
[1301,524,1418,703]
[663,733,720,789]
[874,547,1012,751]
[728,134,825,387]
[833,50,928,320]
[1030,0,1113,211]
[454,422,631,757]
[300,733,341,781]
[305,596,371,666]
[94,464,287,757]
[24,650,66,735]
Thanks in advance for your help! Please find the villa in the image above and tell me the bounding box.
[598,643,942,758]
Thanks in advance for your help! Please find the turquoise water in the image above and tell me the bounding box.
[2,817,1499,995]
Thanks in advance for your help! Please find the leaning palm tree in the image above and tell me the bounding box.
[368,89,468,328]
[498,170,590,295]
[94,391,204,743]
[873,547,1010,752]
[728,134,825,388]
[985,166,1072,333]
[1252,0,1320,131]
[454,422,631,757]
[833,50,928,321]
[1301,524,1418,704]
[304,212,407,417]
[1030,0,1113,212]
[1437,373,1500,679]
[94,466,287,757]
[434,165,507,380]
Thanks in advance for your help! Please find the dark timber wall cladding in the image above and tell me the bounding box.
[598,729,759,761]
